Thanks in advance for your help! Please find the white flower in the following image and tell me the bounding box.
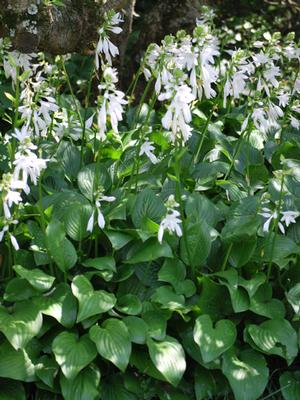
[280,211,299,227]
[277,92,290,108]
[158,210,183,243]
[10,234,19,251]
[13,153,47,188]
[160,84,195,143]
[260,207,285,234]
[95,12,123,67]
[139,140,158,164]
[158,195,182,243]
[87,195,116,232]
[290,116,300,130]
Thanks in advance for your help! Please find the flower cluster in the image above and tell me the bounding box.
[158,195,183,243]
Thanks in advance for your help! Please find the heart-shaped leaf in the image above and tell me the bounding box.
[71,275,116,322]
[147,336,186,387]
[34,283,77,328]
[13,265,55,292]
[89,318,131,372]
[180,222,211,268]
[245,319,298,363]
[222,349,269,400]
[52,332,97,380]
[0,301,42,350]
[60,365,101,400]
[193,315,236,363]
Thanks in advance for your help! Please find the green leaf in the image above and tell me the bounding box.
[34,283,77,328]
[116,294,143,315]
[216,270,250,312]
[13,265,55,292]
[46,220,77,272]
[78,163,111,201]
[180,222,211,268]
[123,316,148,344]
[158,259,186,286]
[105,230,133,250]
[286,283,300,316]
[197,277,232,321]
[132,189,165,228]
[126,239,173,264]
[0,380,26,400]
[0,301,42,350]
[147,336,186,387]
[151,286,185,310]
[255,234,299,268]
[64,203,93,241]
[89,319,131,372]
[280,371,300,400]
[194,367,228,400]
[143,310,168,340]
[229,238,257,268]
[60,365,101,400]
[4,278,39,302]
[71,275,116,322]
[249,283,285,319]
[52,332,97,380]
[245,319,298,363]
[36,356,58,388]
[56,141,81,179]
[0,342,35,382]
[193,315,237,363]
[82,256,116,272]
[222,349,269,400]
[185,194,220,227]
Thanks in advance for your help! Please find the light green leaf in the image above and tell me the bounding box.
[245,319,298,363]
[147,336,186,387]
[60,365,101,400]
[222,349,268,400]
[0,301,42,350]
[82,257,116,272]
[193,315,236,363]
[13,265,55,292]
[52,332,97,380]
[158,259,186,286]
[89,319,131,372]
[71,275,116,322]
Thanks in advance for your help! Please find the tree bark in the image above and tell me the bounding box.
[0,0,135,54]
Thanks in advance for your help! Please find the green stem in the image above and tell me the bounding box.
[61,59,83,127]
[220,243,233,271]
[266,171,285,280]
[194,109,213,163]
[80,72,94,168]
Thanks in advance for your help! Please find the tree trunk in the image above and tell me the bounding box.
[0,0,135,54]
